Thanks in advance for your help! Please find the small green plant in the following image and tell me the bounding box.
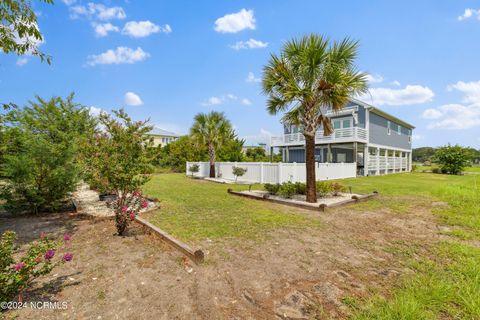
[189,164,200,178]
[278,182,297,198]
[316,181,333,197]
[332,182,346,196]
[232,166,247,182]
[0,231,73,303]
[294,182,307,195]
[264,183,280,195]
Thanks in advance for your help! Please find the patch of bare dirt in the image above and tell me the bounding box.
[1,195,442,319]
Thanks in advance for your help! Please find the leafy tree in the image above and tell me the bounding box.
[154,135,207,172]
[412,147,436,163]
[0,0,53,64]
[216,137,244,162]
[244,147,268,162]
[190,111,234,178]
[80,110,154,235]
[262,34,368,202]
[434,145,472,175]
[188,164,200,177]
[0,94,96,213]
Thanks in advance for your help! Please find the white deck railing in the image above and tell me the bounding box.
[186,161,357,184]
[271,127,367,147]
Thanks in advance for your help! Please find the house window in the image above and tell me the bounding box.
[408,136,412,143]
[397,125,401,135]
[337,153,347,163]
[342,119,351,128]
[387,121,391,135]
[333,120,341,130]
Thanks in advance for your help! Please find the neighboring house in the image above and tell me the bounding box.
[147,128,180,147]
[270,98,415,176]
[242,142,269,155]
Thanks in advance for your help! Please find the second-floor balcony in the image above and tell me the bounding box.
[271,127,368,147]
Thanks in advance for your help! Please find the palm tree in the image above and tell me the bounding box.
[190,111,233,178]
[262,34,368,203]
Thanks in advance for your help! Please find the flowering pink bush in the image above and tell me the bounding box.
[0,231,74,303]
[109,191,149,235]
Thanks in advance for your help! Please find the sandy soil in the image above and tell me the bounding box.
[0,197,442,320]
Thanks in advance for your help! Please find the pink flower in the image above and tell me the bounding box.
[35,257,42,263]
[129,212,135,221]
[121,205,128,213]
[62,253,73,262]
[132,191,139,197]
[40,232,46,239]
[141,200,148,208]
[14,262,26,271]
[63,233,71,241]
[44,249,55,260]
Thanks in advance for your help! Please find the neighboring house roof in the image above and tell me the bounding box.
[148,128,179,137]
[350,98,416,129]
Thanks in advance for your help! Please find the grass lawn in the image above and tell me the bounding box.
[142,173,321,242]
[337,173,480,319]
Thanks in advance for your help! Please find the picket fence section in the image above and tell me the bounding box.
[186,162,356,184]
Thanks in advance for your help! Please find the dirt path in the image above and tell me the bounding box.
[1,196,443,319]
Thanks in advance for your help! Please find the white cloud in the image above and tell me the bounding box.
[93,23,119,37]
[16,57,29,66]
[241,98,252,105]
[364,85,434,106]
[124,92,143,106]
[391,80,401,86]
[246,71,261,83]
[122,21,171,38]
[447,80,480,104]
[201,94,252,106]
[202,96,223,106]
[422,108,443,119]
[70,3,126,21]
[229,38,268,50]
[426,104,480,129]
[86,47,149,66]
[214,9,255,33]
[62,0,76,5]
[366,73,383,84]
[88,106,103,116]
[458,8,480,21]
[423,81,480,130]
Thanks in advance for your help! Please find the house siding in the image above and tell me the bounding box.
[368,112,411,149]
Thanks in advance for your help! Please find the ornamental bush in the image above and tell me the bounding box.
[0,231,73,303]
[278,182,297,198]
[188,164,200,177]
[264,183,281,195]
[316,181,334,197]
[80,109,154,235]
[232,166,247,182]
[434,145,472,175]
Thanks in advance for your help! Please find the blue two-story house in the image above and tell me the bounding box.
[270,98,415,176]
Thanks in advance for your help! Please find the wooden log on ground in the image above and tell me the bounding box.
[134,216,204,264]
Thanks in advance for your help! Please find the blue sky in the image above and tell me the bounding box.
[1,0,480,148]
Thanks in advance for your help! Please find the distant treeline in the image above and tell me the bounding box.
[413,146,480,163]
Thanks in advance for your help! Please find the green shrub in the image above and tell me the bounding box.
[232,166,247,182]
[434,145,472,175]
[294,182,307,195]
[188,164,200,177]
[316,181,333,197]
[332,182,346,196]
[264,183,280,195]
[278,182,297,198]
[0,94,96,213]
[1,230,73,302]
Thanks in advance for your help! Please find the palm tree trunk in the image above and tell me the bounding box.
[305,134,317,203]
[208,144,216,178]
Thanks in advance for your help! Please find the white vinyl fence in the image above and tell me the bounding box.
[186,162,356,184]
